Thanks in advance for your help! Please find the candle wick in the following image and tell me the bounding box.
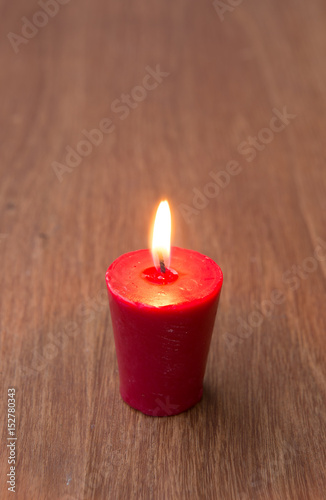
[158,252,166,274]
[160,259,166,274]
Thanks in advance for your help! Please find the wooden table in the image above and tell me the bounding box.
[1,0,326,498]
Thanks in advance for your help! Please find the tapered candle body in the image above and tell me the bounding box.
[106,246,223,416]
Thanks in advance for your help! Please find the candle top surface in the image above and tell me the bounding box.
[106,247,223,309]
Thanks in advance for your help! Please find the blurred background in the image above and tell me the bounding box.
[1,0,326,499]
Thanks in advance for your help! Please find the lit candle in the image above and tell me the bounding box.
[105,201,223,416]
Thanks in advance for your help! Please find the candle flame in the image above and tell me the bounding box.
[151,200,171,272]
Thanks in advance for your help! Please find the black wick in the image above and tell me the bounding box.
[158,252,166,274]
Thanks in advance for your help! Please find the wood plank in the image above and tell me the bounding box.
[1,0,325,498]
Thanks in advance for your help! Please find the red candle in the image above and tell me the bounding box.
[106,202,223,416]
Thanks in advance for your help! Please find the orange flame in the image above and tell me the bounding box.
[151,200,171,271]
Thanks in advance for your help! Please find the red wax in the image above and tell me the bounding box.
[106,246,223,416]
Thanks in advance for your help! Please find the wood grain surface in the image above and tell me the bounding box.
[1,0,326,498]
